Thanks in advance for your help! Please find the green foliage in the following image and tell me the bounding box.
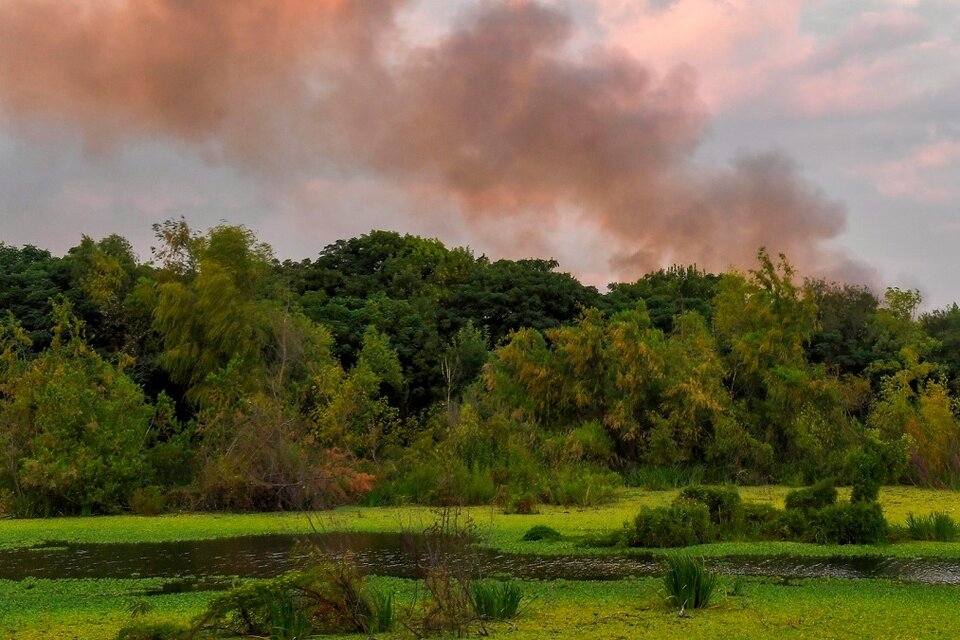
[522,525,561,542]
[661,553,718,612]
[784,479,838,512]
[128,487,166,516]
[810,502,888,545]
[679,485,743,528]
[630,500,713,548]
[470,580,523,620]
[0,304,152,515]
[363,588,395,633]
[193,561,376,637]
[905,512,959,542]
[115,622,189,640]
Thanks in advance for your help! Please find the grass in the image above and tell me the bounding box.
[661,553,718,612]
[904,511,959,541]
[3,486,960,559]
[5,576,960,639]
[471,580,523,620]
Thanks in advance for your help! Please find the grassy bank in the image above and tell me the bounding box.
[3,486,960,558]
[4,575,960,640]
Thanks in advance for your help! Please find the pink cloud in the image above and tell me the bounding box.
[593,1,939,117]
[853,139,960,202]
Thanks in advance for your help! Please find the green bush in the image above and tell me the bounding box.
[505,491,540,514]
[522,525,561,541]
[661,553,718,611]
[784,479,837,511]
[741,502,782,538]
[129,486,166,516]
[193,562,374,637]
[905,512,959,541]
[811,501,888,545]
[630,500,712,548]
[115,623,189,640]
[470,580,523,620]
[679,485,742,528]
[539,465,621,507]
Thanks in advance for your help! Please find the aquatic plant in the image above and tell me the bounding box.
[905,512,959,541]
[661,553,718,613]
[471,580,523,620]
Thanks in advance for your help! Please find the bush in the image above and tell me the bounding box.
[129,486,166,516]
[741,502,782,539]
[679,485,742,528]
[630,500,712,548]
[505,492,540,515]
[811,502,888,545]
[661,553,718,611]
[192,561,376,636]
[539,465,621,507]
[115,623,189,640]
[471,580,523,620]
[784,479,837,511]
[625,465,707,490]
[522,525,561,542]
[905,512,959,541]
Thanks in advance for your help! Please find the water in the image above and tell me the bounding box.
[3,533,960,586]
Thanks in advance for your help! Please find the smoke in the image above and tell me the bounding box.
[0,0,873,283]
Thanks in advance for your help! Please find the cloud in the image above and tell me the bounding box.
[0,0,872,284]
[853,138,960,203]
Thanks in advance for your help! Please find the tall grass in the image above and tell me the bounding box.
[364,588,395,633]
[470,580,523,620]
[661,553,718,613]
[905,512,959,541]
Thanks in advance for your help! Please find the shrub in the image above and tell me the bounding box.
[129,486,166,516]
[679,485,742,528]
[471,580,523,620]
[630,500,712,548]
[522,525,561,542]
[192,561,375,637]
[661,553,718,612]
[905,512,959,542]
[540,465,621,506]
[505,492,540,515]
[115,623,189,640]
[784,479,837,511]
[741,502,782,539]
[811,501,888,545]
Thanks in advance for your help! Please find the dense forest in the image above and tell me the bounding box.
[2,219,960,517]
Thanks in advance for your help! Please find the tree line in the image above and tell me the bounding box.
[2,220,959,516]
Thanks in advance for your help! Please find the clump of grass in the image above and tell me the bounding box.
[905,512,959,541]
[364,588,394,633]
[522,525,561,542]
[661,553,718,613]
[470,580,523,620]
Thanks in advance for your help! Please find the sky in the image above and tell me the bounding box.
[0,0,958,306]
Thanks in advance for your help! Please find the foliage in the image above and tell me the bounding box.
[679,485,743,528]
[904,512,959,542]
[630,500,713,548]
[661,553,718,612]
[809,502,888,545]
[522,525,561,542]
[128,487,166,516]
[471,580,523,620]
[784,479,838,512]
[115,622,189,640]
[192,561,377,637]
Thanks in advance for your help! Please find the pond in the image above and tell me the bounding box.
[3,533,960,586]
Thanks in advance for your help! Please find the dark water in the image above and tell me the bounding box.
[3,533,960,586]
